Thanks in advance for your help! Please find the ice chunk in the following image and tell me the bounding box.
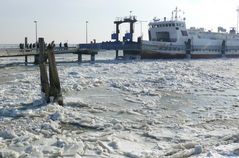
[194,145,203,155]
[0,149,19,158]
[49,111,63,121]
[234,148,239,155]
[0,130,17,139]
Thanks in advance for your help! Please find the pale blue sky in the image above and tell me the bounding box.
[0,0,238,44]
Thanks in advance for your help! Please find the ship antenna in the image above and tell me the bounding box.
[175,7,178,21]
[174,7,182,21]
[237,6,239,34]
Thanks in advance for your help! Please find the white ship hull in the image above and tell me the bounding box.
[141,41,239,59]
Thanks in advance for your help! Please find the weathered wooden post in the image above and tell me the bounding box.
[221,40,226,57]
[47,42,63,106]
[39,38,50,103]
[34,55,40,65]
[78,53,82,63]
[24,37,28,49]
[185,39,191,59]
[24,56,28,66]
[24,37,28,66]
[90,51,95,63]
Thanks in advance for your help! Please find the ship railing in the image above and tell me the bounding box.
[192,45,221,52]
[226,46,239,52]
[79,41,141,51]
[156,45,185,51]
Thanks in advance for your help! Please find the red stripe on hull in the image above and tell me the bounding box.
[141,51,186,59]
[140,51,239,59]
[190,54,222,59]
[225,54,239,58]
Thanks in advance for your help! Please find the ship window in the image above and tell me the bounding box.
[181,30,188,36]
[156,32,170,42]
[172,23,175,27]
[157,25,159,27]
[169,24,172,27]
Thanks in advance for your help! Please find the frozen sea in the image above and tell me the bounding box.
[0,51,239,157]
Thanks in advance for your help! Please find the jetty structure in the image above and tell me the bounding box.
[0,15,142,64]
[79,14,142,59]
[0,37,98,65]
[80,7,239,59]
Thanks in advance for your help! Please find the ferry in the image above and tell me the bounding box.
[141,7,239,58]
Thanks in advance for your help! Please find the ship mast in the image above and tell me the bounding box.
[237,6,239,34]
[174,7,179,21]
[173,7,183,21]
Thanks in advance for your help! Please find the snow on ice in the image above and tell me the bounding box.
[0,55,239,157]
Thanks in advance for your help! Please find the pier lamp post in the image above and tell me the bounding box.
[86,21,88,43]
[34,20,38,51]
[237,6,239,34]
[130,10,132,17]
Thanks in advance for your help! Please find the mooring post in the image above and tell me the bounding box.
[24,37,28,50]
[78,53,82,63]
[34,55,40,65]
[221,40,226,57]
[24,37,28,65]
[185,39,191,59]
[39,37,50,103]
[47,42,63,106]
[24,56,28,66]
[115,23,120,59]
[116,50,119,59]
[90,52,95,64]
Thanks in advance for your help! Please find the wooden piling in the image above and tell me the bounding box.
[24,56,28,66]
[39,38,50,103]
[25,37,28,49]
[185,39,191,59]
[34,55,40,65]
[47,42,63,106]
[78,53,82,63]
[221,40,226,57]
[91,53,95,63]
[116,50,119,59]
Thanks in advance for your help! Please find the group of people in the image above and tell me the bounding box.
[59,42,68,48]
[19,43,38,49]
[19,42,68,49]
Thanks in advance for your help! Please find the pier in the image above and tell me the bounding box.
[0,15,142,65]
[0,40,99,65]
